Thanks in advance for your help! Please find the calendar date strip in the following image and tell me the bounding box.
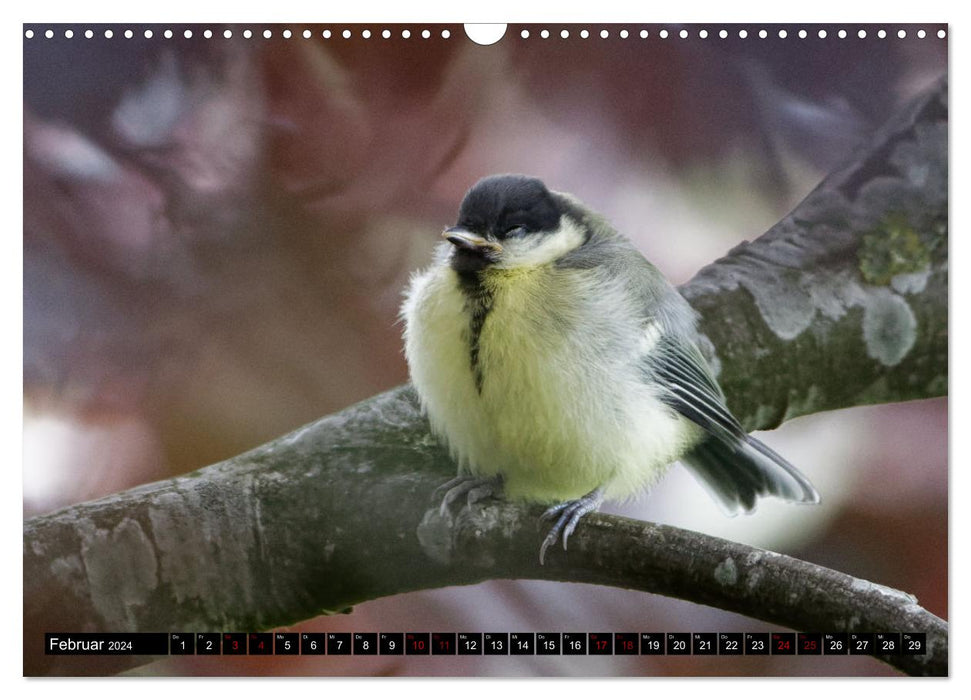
[46,631,928,657]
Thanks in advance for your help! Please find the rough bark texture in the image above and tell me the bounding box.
[23,77,947,677]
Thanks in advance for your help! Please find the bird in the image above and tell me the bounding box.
[401,174,819,564]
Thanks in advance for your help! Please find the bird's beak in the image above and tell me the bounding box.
[442,227,503,253]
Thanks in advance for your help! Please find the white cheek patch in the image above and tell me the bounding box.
[499,216,586,268]
[638,320,663,355]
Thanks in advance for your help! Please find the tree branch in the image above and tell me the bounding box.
[683,75,947,430]
[427,501,947,678]
[23,386,947,676]
[23,77,947,676]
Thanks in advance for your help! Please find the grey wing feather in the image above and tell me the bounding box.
[651,337,744,443]
[649,336,820,512]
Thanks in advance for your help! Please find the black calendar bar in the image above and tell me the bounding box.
[379,633,403,655]
[484,632,509,655]
[275,633,299,655]
[902,633,926,655]
[327,632,351,655]
[667,632,691,655]
[432,633,456,655]
[511,633,535,655]
[771,632,796,655]
[640,633,664,655]
[222,632,246,655]
[718,633,743,655]
[43,631,929,655]
[170,633,194,655]
[301,633,325,655]
[875,633,901,655]
[850,633,876,655]
[824,632,848,654]
[45,633,168,655]
[692,633,716,655]
[197,632,220,655]
[536,633,560,655]
[405,632,430,655]
[249,633,272,655]
[798,633,822,655]
[614,633,638,655]
[354,633,378,655]
[563,633,587,655]
[746,633,769,655]
[589,633,612,655]
[458,633,482,655]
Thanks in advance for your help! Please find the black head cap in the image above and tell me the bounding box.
[455,175,565,240]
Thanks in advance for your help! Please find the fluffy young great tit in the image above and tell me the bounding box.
[402,174,819,564]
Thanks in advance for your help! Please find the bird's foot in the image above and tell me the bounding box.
[539,487,605,565]
[434,475,503,516]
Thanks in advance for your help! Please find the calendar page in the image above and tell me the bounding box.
[22,20,948,678]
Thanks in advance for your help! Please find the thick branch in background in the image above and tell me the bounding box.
[23,77,947,677]
[684,76,946,430]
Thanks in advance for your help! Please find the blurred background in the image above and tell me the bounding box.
[23,23,947,676]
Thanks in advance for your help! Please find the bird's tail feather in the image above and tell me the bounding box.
[681,435,820,515]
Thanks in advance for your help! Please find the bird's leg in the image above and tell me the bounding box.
[434,474,503,516]
[539,487,605,565]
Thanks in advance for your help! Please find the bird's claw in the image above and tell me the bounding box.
[538,488,605,566]
[434,475,502,517]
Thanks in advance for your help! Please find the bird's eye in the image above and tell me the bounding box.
[504,225,528,238]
